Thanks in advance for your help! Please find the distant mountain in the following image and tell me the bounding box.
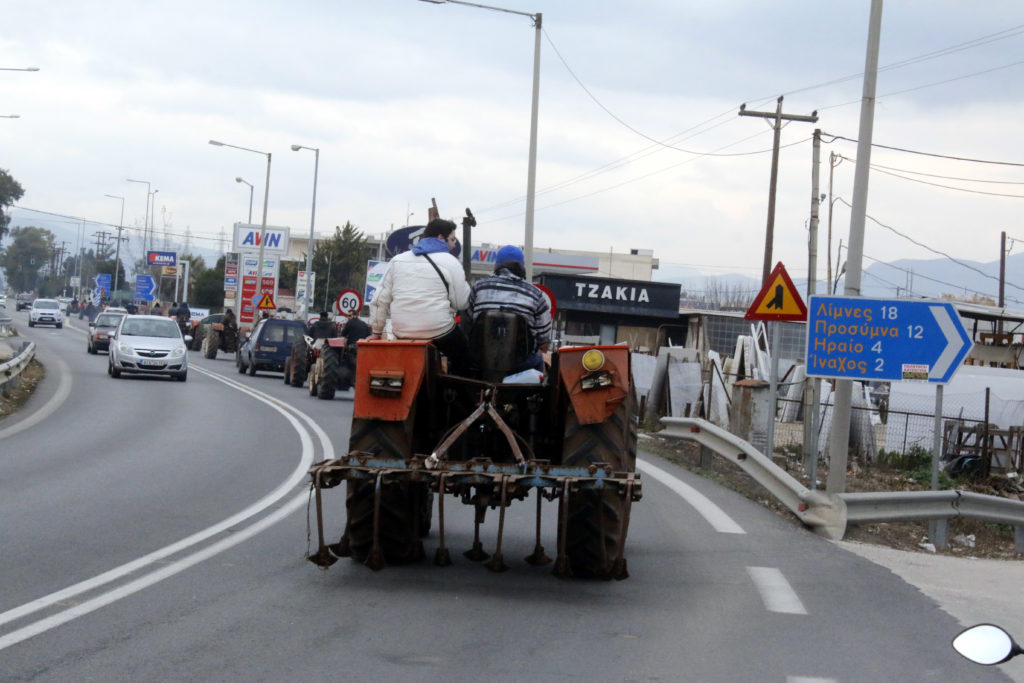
[653,253,1024,308]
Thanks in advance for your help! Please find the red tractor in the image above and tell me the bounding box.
[307,312,641,579]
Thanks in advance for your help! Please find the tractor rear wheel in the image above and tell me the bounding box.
[317,347,339,400]
[344,418,425,565]
[204,329,219,359]
[561,383,637,578]
[290,346,308,387]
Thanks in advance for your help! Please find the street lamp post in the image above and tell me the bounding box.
[126,178,152,256]
[235,177,254,223]
[291,144,320,318]
[104,194,126,296]
[210,139,272,322]
[420,0,541,281]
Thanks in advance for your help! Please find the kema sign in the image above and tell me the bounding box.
[147,250,177,267]
[806,296,973,384]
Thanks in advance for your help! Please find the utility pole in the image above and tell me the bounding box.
[827,0,884,494]
[739,96,818,284]
[804,129,823,484]
[111,227,129,296]
[998,231,1007,333]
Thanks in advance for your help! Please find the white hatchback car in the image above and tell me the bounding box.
[28,298,64,328]
[108,315,191,381]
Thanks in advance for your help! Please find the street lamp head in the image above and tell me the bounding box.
[27,67,40,71]
[235,177,244,183]
[208,139,224,147]
[290,144,301,151]
[419,0,448,3]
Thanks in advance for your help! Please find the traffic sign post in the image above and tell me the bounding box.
[134,274,157,302]
[335,289,363,318]
[809,295,973,524]
[745,262,807,459]
[806,296,972,384]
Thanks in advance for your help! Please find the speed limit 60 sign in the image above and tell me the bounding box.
[335,289,363,317]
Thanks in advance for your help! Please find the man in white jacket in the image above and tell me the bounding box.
[369,218,472,375]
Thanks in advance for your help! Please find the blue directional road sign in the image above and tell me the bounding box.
[95,273,111,296]
[806,296,973,384]
[134,274,158,302]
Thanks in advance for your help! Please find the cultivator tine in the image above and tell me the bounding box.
[553,479,572,578]
[364,472,385,571]
[485,477,510,572]
[598,486,611,579]
[434,474,452,566]
[464,495,490,562]
[610,478,635,581]
[307,472,337,568]
[524,489,551,566]
[328,532,351,558]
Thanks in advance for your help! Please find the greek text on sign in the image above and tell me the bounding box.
[806,296,973,384]
[573,282,650,303]
[745,262,807,321]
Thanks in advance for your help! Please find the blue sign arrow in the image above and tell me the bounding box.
[806,296,973,384]
[134,274,157,302]
[95,273,111,296]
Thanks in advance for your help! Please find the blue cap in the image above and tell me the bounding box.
[496,245,525,266]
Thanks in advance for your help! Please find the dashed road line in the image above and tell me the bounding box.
[747,566,808,615]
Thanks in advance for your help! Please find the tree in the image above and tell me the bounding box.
[0,169,25,245]
[2,226,55,292]
[310,222,372,311]
[192,255,225,307]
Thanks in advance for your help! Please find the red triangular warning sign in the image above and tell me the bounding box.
[257,293,276,310]
[745,262,807,321]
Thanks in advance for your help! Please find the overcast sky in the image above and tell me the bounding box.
[3,0,1023,294]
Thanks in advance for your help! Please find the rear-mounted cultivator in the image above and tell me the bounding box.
[305,313,642,579]
[307,454,641,579]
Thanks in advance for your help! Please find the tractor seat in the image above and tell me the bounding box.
[469,310,531,383]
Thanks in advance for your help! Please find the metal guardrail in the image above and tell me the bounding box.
[0,338,36,399]
[659,416,1024,552]
[659,417,846,540]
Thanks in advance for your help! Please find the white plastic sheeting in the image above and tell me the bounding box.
[884,365,1024,453]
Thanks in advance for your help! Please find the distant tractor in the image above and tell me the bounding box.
[307,311,641,579]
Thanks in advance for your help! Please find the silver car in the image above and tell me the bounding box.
[29,298,64,328]
[108,315,191,381]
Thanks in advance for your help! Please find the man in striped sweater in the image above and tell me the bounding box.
[467,245,551,373]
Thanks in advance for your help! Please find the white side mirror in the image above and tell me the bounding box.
[953,624,1021,665]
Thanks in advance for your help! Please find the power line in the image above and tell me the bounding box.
[836,197,1024,293]
[869,166,1024,199]
[823,133,1024,167]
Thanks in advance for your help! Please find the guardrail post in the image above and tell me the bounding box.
[699,445,713,469]
[928,519,948,550]
[1016,525,1023,554]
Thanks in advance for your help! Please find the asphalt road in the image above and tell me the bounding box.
[0,311,1012,682]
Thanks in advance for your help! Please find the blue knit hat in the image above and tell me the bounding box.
[496,245,525,266]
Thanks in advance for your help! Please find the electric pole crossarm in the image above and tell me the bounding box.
[738,109,819,123]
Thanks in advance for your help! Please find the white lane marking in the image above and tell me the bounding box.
[193,365,335,461]
[747,566,808,615]
[638,458,745,534]
[0,351,73,441]
[0,365,322,634]
[0,491,308,650]
[787,677,838,683]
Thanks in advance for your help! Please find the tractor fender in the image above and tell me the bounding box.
[556,345,631,425]
[351,340,431,422]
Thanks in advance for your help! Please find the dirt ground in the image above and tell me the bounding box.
[641,430,1024,560]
